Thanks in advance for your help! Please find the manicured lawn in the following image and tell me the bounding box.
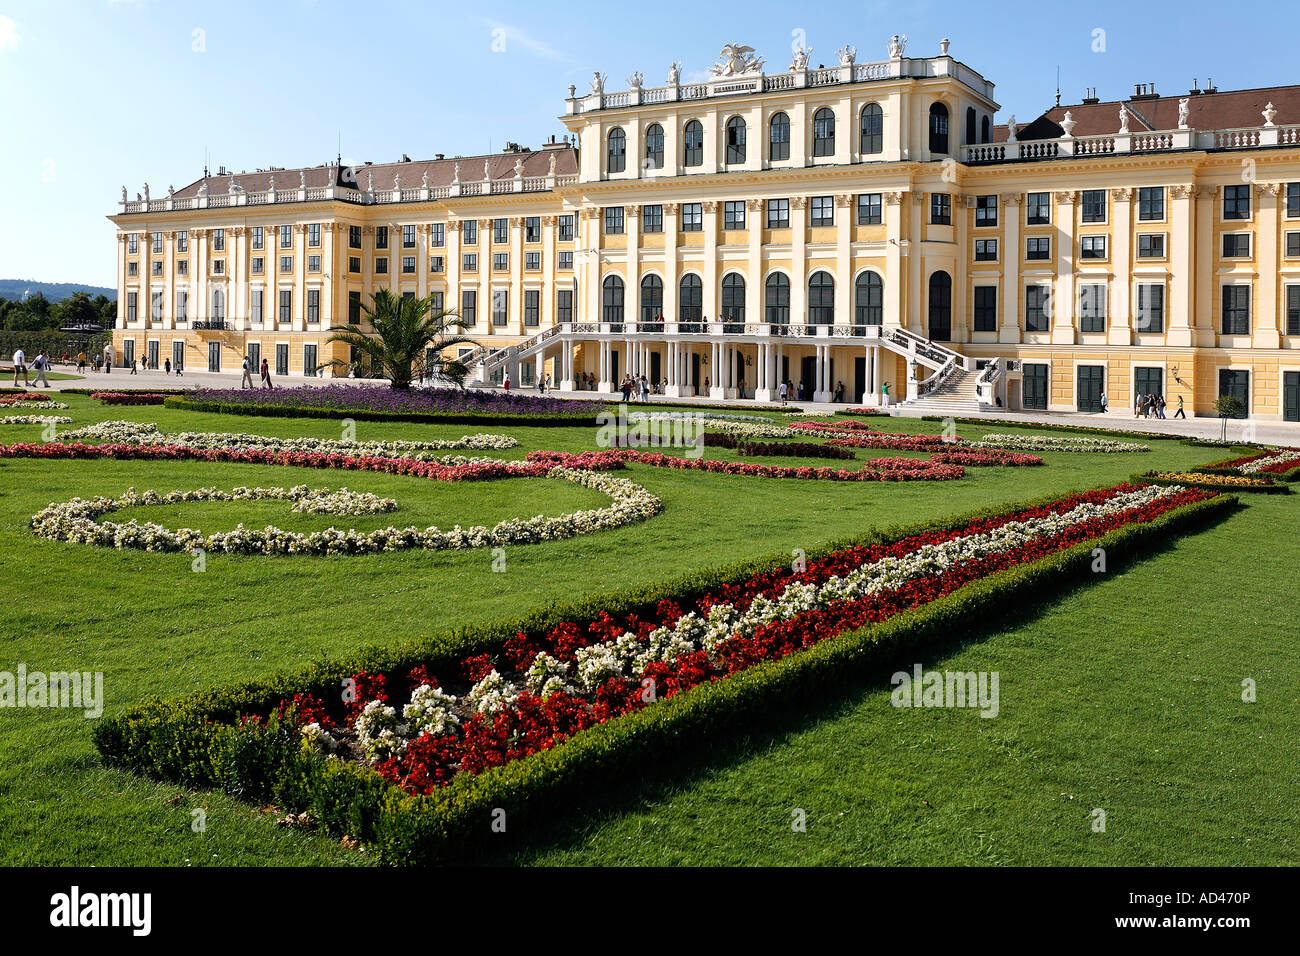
[0,393,1290,865]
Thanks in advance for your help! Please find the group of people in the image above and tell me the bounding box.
[240,354,275,389]
[1134,392,1184,419]
[618,374,654,402]
[9,348,53,387]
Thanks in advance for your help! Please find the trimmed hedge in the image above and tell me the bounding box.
[92,485,1237,864]
[161,395,602,427]
[1132,471,1289,494]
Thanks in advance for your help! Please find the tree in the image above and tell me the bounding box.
[1214,394,1245,442]
[57,291,100,329]
[324,289,476,390]
[440,358,471,391]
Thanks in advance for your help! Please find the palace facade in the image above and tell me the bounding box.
[111,36,1300,419]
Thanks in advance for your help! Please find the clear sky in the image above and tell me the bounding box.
[2,0,1299,288]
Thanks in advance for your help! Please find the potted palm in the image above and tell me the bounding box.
[325,290,477,390]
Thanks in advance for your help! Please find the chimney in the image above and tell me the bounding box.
[435,153,445,161]
[1082,87,1100,105]
[1205,77,1218,93]
[401,153,411,162]
[1189,77,1201,96]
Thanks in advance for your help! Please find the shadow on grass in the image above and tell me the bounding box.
[473,501,1241,866]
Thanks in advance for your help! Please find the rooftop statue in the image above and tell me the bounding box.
[710,43,765,77]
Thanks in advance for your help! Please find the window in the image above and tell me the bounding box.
[524,289,540,326]
[769,112,790,162]
[430,223,444,247]
[857,193,882,225]
[724,201,746,230]
[250,290,262,325]
[1077,365,1105,412]
[211,260,224,275]
[151,260,163,276]
[860,103,883,155]
[720,273,745,322]
[1134,367,1163,408]
[493,218,508,243]
[375,226,389,249]
[640,275,663,322]
[813,108,836,157]
[602,275,624,323]
[348,291,361,323]
[278,289,291,323]
[307,289,320,324]
[152,232,163,254]
[463,219,477,243]
[280,225,293,249]
[767,199,790,229]
[348,256,360,273]
[642,204,663,233]
[348,226,361,248]
[151,291,163,320]
[604,207,625,234]
[275,344,288,377]
[375,257,388,274]
[810,196,834,227]
[461,290,477,326]
[1136,284,1165,333]
[492,253,508,272]
[1080,235,1107,260]
[1287,232,1300,258]
[974,239,998,261]
[683,120,704,167]
[1222,233,1251,258]
[679,274,702,321]
[1025,286,1050,332]
[558,251,574,270]
[1027,192,1051,225]
[808,272,834,324]
[127,233,138,254]
[974,195,998,227]
[726,116,747,164]
[402,256,416,274]
[525,251,540,270]
[308,255,321,272]
[1138,187,1165,221]
[525,217,540,242]
[177,260,189,276]
[930,193,951,225]
[177,230,189,252]
[127,261,138,277]
[492,289,508,326]
[765,273,790,324]
[1219,369,1250,417]
[607,127,627,173]
[557,215,574,241]
[1138,234,1166,259]
[462,253,477,270]
[126,291,138,321]
[928,103,949,154]
[965,107,977,145]
[304,345,317,375]
[212,229,225,251]
[1223,184,1251,220]
[402,224,415,248]
[1222,285,1251,334]
[280,255,293,273]
[430,255,444,272]
[1080,189,1107,223]
[557,289,574,323]
[1288,285,1300,335]
[1078,283,1107,333]
[645,124,665,169]
[1026,237,1051,260]
[309,223,322,247]
[973,286,997,331]
[854,272,883,325]
[681,203,703,231]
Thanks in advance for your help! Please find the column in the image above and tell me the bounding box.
[702,201,719,321]
[999,194,1022,344]
[746,199,763,324]
[1051,190,1076,344]
[562,339,575,390]
[1255,183,1281,349]
[1109,189,1133,344]
[835,195,852,327]
[542,215,557,329]
[161,231,176,330]
[790,197,808,325]
[884,192,904,327]
[663,203,679,320]
[1191,185,1215,347]
[907,193,924,334]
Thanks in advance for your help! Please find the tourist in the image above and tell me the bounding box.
[703,377,710,394]
[241,354,254,389]
[797,381,805,401]
[260,357,273,389]
[503,371,511,393]
[76,351,86,373]
[1157,394,1167,419]
[1135,393,1146,418]
[537,375,546,396]
[10,347,28,386]
[738,377,746,400]
[174,356,183,376]
[621,375,632,402]
[834,380,845,403]
[639,374,649,401]
[1099,391,1108,413]
[881,381,891,406]
[1174,395,1186,419]
[778,380,788,405]
[165,358,171,374]
[130,358,138,375]
[31,351,51,388]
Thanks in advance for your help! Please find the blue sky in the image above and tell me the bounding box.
[2,0,1299,288]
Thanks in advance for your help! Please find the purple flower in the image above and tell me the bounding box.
[191,385,602,417]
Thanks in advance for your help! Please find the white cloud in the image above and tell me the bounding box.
[0,14,19,50]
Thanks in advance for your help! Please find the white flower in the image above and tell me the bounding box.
[466,669,519,715]
[972,433,1150,453]
[525,652,572,699]
[353,700,406,760]
[402,683,460,737]
[300,722,337,754]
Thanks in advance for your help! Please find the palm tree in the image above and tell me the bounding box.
[324,289,478,390]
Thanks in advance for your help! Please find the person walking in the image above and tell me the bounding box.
[738,377,747,400]
[639,374,649,402]
[164,358,171,374]
[502,371,511,393]
[260,357,273,389]
[1099,391,1109,413]
[778,380,788,406]
[10,347,29,387]
[881,381,891,406]
[31,351,50,388]
[1135,393,1146,418]
[1158,394,1167,419]
[1174,395,1186,419]
[241,354,254,389]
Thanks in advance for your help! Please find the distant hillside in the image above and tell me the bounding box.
[0,280,116,302]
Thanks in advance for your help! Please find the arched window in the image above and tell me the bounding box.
[721,273,746,322]
[602,275,624,323]
[769,112,790,162]
[640,274,663,323]
[607,127,626,173]
[726,116,747,164]
[981,115,991,144]
[860,103,883,155]
[929,103,949,155]
[965,107,977,145]
[683,120,704,167]
[855,272,883,326]
[644,123,664,170]
[211,288,225,320]
[928,271,952,341]
[679,274,703,321]
[765,273,790,324]
[813,107,836,157]
[808,271,835,325]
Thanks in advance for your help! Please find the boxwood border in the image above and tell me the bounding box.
[161,395,602,427]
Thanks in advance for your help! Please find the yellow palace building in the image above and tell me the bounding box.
[111,36,1300,420]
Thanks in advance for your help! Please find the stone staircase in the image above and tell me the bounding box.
[896,368,985,415]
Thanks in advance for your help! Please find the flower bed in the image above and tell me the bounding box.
[1202,448,1300,481]
[930,449,1045,467]
[0,392,68,409]
[91,392,171,405]
[972,433,1150,453]
[702,419,803,439]
[1,414,72,425]
[824,432,959,453]
[788,419,879,434]
[922,415,1186,443]
[0,400,69,409]
[619,449,962,481]
[702,432,856,459]
[169,386,604,426]
[91,481,1231,863]
[840,407,889,417]
[1135,471,1288,494]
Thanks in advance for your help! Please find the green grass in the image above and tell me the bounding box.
[0,394,1292,865]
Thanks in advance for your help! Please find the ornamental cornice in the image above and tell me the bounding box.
[702,201,718,213]
[1053,190,1077,204]
[745,199,763,211]
[1109,188,1134,202]
[1193,185,1216,200]
[835,194,852,208]
[790,196,807,209]
[999,193,1022,206]
[1167,185,1191,200]
[1254,182,1281,197]
[883,191,905,206]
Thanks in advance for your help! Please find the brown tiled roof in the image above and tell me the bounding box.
[171,148,578,199]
